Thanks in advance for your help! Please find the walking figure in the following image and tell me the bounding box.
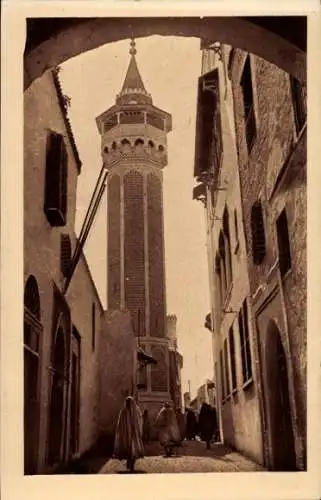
[198,403,216,450]
[185,408,198,440]
[155,402,181,457]
[113,396,144,472]
[142,409,151,444]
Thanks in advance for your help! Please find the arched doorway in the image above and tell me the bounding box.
[47,320,67,467]
[24,275,42,474]
[263,320,296,471]
[24,17,306,90]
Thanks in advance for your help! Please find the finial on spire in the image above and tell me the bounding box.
[129,38,137,57]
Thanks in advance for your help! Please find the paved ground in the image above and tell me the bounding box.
[99,439,265,474]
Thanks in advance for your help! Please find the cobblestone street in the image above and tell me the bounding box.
[99,440,265,474]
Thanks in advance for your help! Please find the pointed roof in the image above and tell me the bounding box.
[121,53,146,94]
[116,39,152,106]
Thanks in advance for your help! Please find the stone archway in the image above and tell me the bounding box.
[262,320,297,471]
[24,16,307,90]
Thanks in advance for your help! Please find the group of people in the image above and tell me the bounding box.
[113,396,219,472]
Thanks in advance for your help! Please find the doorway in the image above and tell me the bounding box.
[24,275,42,474]
[264,320,296,471]
[47,324,67,466]
[69,327,81,457]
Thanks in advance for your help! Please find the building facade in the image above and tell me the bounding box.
[228,47,307,471]
[95,40,173,423]
[24,67,138,474]
[194,44,263,464]
[193,43,307,470]
[24,68,106,473]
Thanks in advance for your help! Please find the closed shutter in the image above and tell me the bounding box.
[60,234,71,277]
[251,201,266,265]
[44,131,68,226]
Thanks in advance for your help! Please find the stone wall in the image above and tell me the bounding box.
[201,46,263,465]
[24,69,106,471]
[229,49,307,469]
[98,310,136,441]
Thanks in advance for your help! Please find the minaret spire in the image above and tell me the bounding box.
[116,38,152,105]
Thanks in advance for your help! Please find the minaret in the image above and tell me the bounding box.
[96,40,172,414]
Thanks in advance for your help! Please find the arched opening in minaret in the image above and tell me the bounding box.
[135,138,144,146]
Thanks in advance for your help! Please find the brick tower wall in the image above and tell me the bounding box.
[147,172,165,338]
[124,170,146,335]
[107,174,121,309]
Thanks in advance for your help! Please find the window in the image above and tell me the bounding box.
[120,111,144,125]
[251,200,266,265]
[228,326,237,391]
[234,209,239,247]
[224,338,230,398]
[194,68,221,179]
[223,208,233,286]
[215,255,222,313]
[44,131,68,227]
[238,299,253,385]
[91,303,96,351]
[220,349,225,402]
[104,114,118,132]
[60,234,72,278]
[146,113,164,131]
[219,232,227,299]
[276,209,292,277]
[240,56,256,152]
[290,76,307,135]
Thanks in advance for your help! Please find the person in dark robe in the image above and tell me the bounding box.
[113,396,144,472]
[185,408,198,440]
[142,409,151,444]
[155,402,181,457]
[211,406,219,442]
[175,407,186,444]
[198,403,216,449]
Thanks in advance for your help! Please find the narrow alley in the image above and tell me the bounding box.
[19,15,308,480]
[99,441,264,474]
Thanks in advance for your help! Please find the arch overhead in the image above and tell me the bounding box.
[24,17,306,90]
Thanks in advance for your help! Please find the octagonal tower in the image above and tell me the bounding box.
[96,40,172,413]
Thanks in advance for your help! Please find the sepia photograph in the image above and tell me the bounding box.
[22,15,308,476]
[2,4,320,499]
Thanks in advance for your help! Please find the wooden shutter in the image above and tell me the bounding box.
[60,234,71,277]
[194,68,220,178]
[276,209,292,277]
[44,131,68,226]
[251,201,266,265]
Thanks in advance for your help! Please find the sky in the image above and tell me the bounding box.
[59,35,213,398]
